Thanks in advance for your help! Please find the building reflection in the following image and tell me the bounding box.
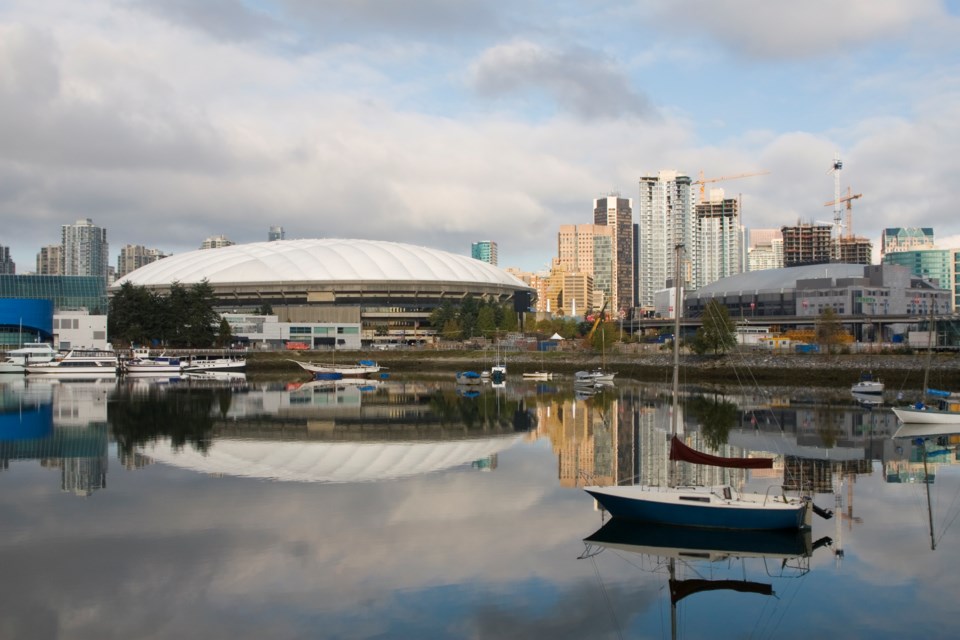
[537,381,945,506]
[0,378,111,496]
[117,378,537,483]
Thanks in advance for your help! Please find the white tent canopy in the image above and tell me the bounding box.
[549,333,564,340]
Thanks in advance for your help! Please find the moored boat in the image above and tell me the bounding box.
[574,369,615,384]
[123,353,184,375]
[583,244,817,531]
[24,348,118,377]
[288,358,380,378]
[455,371,483,385]
[851,373,883,396]
[0,342,59,374]
[182,354,247,373]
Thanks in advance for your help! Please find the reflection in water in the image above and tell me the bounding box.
[120,378,540,482]
[2,376,960,637]
[0,378,110,496]
[3,374,958,508]
[579,518,833,638]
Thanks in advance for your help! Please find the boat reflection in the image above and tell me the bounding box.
[580,518,832,638]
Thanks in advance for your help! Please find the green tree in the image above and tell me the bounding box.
[257,302,274,315]
[476,305,497,337]
[216,318,233,347]
[691,300,737,355]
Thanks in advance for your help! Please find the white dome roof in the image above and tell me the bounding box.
[140,436,523,483]
[114,239,527,288]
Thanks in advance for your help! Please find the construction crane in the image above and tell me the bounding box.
[693,170,770,203]
[585,299,609,342]
[824,187,863,238]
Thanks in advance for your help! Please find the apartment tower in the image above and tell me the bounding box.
[695,189,742,288]
[637,171,695,312]
[62,218,109,280]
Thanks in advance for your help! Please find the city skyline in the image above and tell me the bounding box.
[2,2,960,272]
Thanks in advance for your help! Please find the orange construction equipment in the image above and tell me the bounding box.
[824,188,863,238]
[693,171,769,202]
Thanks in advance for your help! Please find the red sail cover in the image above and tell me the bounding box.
[670,578,773,604]
[670,435,773,469]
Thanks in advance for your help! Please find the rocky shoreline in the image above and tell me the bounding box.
[248,349,960,389]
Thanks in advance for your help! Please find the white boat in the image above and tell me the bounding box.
[891,310,960,425]
[851,373,883,396]
[892,391,960,425]
[583,245,814,531]
[0,342,59,374]
[123,353,185,374]
[182,354,246,373]
[288,358,380,378]
[574,369,615,384]
[521,371,553,381]
[24,349,118,377]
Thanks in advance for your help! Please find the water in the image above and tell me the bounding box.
[1,375,958,639]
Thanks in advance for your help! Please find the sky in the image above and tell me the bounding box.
[3,0,960,274]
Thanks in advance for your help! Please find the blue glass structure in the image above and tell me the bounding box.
[0,298,54,346]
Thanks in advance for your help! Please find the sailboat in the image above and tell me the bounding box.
[891,307,960,425]
[583,244,813,531]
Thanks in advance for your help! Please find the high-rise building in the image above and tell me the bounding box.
[637,171,695,311]
[62,218,109,280]
[470,241,498,266]
[269,226,285,242]
[0,245,14,275]
[881,227,934,258]
[117,245,169,277]
[882,248,954,290]
[593,195,634,314]
[748,238,784,271]
[201,235,234,250]
[837,237,873,265]
[36,245,63,275]
[781,223,833,267]
[557,224,614,312]
[695,189,741,289]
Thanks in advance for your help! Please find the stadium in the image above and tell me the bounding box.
[113,238,534,344]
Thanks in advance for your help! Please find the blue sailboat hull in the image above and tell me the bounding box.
[585,490,809,531]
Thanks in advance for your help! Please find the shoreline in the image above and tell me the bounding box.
[247,349,960,389]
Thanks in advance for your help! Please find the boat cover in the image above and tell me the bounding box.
[670,435,774,469]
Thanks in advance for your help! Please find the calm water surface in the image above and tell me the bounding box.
[1,374,958,639]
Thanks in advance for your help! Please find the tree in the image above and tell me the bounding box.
[691,300,737,355]
[815,308,851,353]
[216,318,233,347]
[257,303,274,316]
[476,305,497,338]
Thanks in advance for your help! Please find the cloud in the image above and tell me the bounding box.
[643,0,947,59]
[130,0,280,43]
[469,40,656,120]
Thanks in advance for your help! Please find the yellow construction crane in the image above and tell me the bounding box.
[824,188,863,238]
[586,299,609,342]
[693,170,770,202]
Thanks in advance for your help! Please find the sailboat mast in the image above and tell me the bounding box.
[672,244,683,437]
[922,304,935,404]
[923,445,936,551]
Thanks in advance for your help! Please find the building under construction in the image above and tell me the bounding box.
[837,237,873,264]
[781,223,833,267]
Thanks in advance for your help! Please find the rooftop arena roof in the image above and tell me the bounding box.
[114,239,528,289]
